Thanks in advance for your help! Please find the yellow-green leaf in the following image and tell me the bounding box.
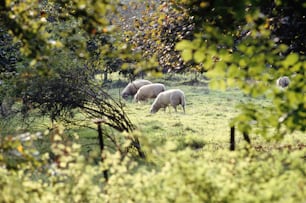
[181,49,193,61]
[193,50,205,63]
[175,40,194,51]
[283,53,299,67]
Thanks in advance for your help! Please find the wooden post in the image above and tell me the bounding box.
[243,131,251,144]
[230,126,235,151]
[93,118,108,182]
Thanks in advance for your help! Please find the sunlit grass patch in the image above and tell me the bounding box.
[2,72,305,156]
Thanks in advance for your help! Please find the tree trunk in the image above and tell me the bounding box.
[103,71,108,83]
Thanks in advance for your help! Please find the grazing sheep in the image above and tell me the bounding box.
[134,83,166,102]
[121,79,152,100]
[150,89,186,114]
[276,76,290,88]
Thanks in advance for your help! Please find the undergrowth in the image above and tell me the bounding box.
[0,73,305,202]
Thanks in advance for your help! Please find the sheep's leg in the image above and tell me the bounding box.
[174,106,177,112]
[182,105,185,114]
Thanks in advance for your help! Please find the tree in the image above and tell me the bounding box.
[0,0,149,158]
[0,24,22,117]
[119,0,196,74]
[173,0,305,139]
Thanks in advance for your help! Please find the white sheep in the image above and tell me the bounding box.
[276,76,290,88]
[150,89,186,114]
[121,79,152,100]
[134,83,166,102]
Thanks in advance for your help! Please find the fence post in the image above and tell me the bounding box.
[243,131,251,144]
[230,126,235,151]
[93,118,108,182]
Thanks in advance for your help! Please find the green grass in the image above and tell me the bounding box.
[102,74,304,154]
[1,72,304,154]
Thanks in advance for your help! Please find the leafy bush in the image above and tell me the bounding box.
[1,130,305,202]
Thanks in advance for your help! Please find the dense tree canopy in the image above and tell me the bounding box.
[172,0,306,137]
[111,0,306,138]
[0,0,137,132]
[119,0,196,73]
[173,0,306,54]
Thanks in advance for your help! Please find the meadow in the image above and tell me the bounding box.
[2,72,303,152]
[51,74,267,155]
[99,73,305,152]
[0,73,305,202]
[100,73,305,202]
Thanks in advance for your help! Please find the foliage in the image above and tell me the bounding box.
[0,128,305,202]
[0,25,20,76]
[0,0,119,59]
[173,0,306,54]
[0,0,305,201]
[0,0,139,133]
[0,129,106,203]
[1,75,305,202]
[0,24,22,117]
[19,61,135,132]
[174,0,306,138]
[104,141,306,203]
[119,0,195,74]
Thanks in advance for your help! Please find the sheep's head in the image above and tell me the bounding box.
[121,92,129,100]
[280,76,290,87]
[277,76,290,88]
[150,105,158,114]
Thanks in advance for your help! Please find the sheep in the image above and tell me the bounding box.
[150,89,186,114]
[276,76,290,88]
[121,79,152,100]
[134,83,166,102]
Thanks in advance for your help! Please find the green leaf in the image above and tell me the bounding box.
[206,62,227,79]
[239,58,248,68]
[279,44,288,52]
[209,78,226,90]
[227,78,236,87]
[275,0,282,6]
[193,50,205,63]
[227,64,239,77]
[181,49,193,61]
[175,40,194,51]
[214,61,227,76]
[283,53,299,67]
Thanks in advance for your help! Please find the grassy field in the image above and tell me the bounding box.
[100,73,304,153]
[1,73,304,153]
[1,73,305,202]
[100,74,305,202]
